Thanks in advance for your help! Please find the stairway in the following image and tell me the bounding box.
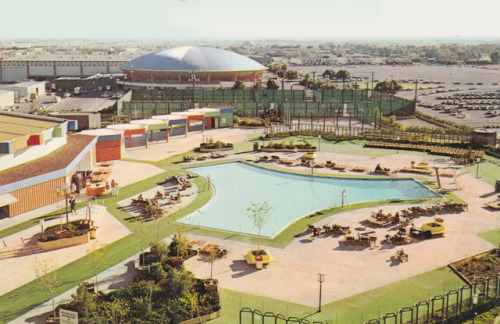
[0,244,43,260]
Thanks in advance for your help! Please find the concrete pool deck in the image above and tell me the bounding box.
[3,128,500,322]
[182,171,498,306]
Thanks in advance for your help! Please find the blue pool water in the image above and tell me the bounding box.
[179,162,440,238]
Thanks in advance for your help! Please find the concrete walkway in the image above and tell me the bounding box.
[3,128,500,322]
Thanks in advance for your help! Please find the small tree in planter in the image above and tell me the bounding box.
[247,201,272,251]
[88,242,108,293]
[34,257,58,318]
[134,221,151,267]
[169,225,191,266]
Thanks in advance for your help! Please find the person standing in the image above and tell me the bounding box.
[110,180,116,195]
[70,196,77,216]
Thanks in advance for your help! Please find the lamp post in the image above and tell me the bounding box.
[318,134,321,152]
[188,71,199,109]
[56,182,70,225]
[318,273,325,312]
[476,157,481,179]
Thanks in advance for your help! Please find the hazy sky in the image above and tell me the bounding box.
[1,0,499,40]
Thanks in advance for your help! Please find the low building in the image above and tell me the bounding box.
[0,112,95,218]
[0,90,15,109]
[49,112,101,130]
[80,128,124,162]
[3,81,46,100]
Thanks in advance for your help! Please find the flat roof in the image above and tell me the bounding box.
[3,53,135,62]
[107,123,145,131]
[152,114,187,121]
[188,108,220,114]
[130,119,167,125]
[0,134,95,186]
[5,81,46,88]
[171,111,204,117]
[0,113,62,142]
[80,128,123,136]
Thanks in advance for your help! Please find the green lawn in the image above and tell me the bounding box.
[259,136,430,158]
[213,266,464,323]
[0,140,484,323]
[466,157,500,187]
[478,228,500,248]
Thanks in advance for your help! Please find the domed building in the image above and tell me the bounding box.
[121,46,267,85]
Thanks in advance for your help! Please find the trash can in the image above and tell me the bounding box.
[253,142,259,151]
[255,255,263,269]
[496,179,500,193]
[90,227,98,239]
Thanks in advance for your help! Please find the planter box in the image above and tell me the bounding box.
[199,146,233,152]
[260,148,316,153]
[170,256,184,266]
[37,232,90,251]
[203,279,218,292]
[179,310,222,324]
[90,227,98,239]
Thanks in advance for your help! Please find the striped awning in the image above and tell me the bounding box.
[0,193,18,207]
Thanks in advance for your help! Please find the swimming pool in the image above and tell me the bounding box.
[179,162,440,238]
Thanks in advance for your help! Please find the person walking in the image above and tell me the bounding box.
[70,196,77,216]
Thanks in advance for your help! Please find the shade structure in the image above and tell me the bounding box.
[0,193,18,207]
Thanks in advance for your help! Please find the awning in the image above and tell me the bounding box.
[0,193,18,207]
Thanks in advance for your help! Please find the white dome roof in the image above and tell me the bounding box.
[121,46,266,72]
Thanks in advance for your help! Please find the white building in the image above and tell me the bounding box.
[0,90,14,109]
[4,81,46,100]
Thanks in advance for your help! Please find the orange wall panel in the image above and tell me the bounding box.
[9,177,66,217]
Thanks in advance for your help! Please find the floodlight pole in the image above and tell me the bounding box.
[476,157,481,179]
[56,183,70,225]
[318,273,325,312]
[189,71,199,109]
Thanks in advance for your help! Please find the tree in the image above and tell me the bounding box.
[207,248,220,279]
[490,52,499,64]
[374,80,403,95]
[134,221,151,266]
[335,69,351,81]
[34,258,58,318]
[322,69,336,79]
[247,202,272,250]
[266,79,280,90]
[88,242,108,292]
[232,80,246,90]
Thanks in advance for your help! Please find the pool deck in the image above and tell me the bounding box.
[3,128,500,322]
[183,172,497,306]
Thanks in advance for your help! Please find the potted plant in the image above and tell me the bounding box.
[169,230,191,266]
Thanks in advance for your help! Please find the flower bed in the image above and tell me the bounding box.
[37,219,93,251]
[39,219,92,242]
[37,232,90,251]
[199,141,233,152]
[260,147,316,152]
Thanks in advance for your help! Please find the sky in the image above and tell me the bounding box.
[1,0,499,40]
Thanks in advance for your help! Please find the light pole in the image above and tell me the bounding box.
[476,157,481,179]
[188,71,199,109]
[318,273,325,312]
[318,134,321,152]
[56,182,70,225]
